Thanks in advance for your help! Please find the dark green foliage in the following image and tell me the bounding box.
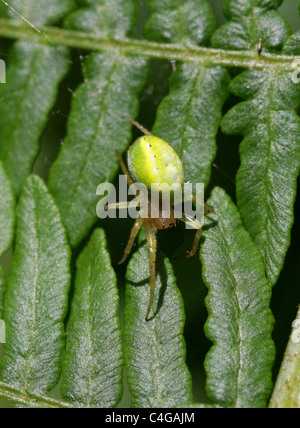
[284,32,300,54]
[124,243,193,408]
[64,0,135,38]
[152,64,230,187]
[211,0,291,51]
[49,53,148,247]
[49,0,148,247]
[201,187,275,408]
[61,229,123,408]
[284,0,300,54]
[222,69,300,285]
[0,2,73,194]
[211,0,300,286]
[0,0,74,25]
[145,0,215,45]
[0,161,15,256]
[146,0,229,188]
[0,0,299,410]
[0,175,71,395]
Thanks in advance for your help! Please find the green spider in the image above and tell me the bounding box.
[109,118,213,320]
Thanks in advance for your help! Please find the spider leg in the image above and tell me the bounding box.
[123,117,153,136]
[182,192,214,214]
[177,228,202,260]
[119,217,144,265]
[105,201,133,211]
[173,215,203,261]
[172,191,212,260]
[116,151,134,186]
[144,221,158,321]
[204,202,214,214]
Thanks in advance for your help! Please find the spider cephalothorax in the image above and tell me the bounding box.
[108,118,213,320]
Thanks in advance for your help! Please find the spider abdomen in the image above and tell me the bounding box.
[127,136,184,190]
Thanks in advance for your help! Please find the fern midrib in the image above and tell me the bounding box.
[263,73,277,270]
[151,316,165,407]
[22,192,52,395]
[0,379,74,408]
[83,250,103,408]
[24,195,40,394]
[0,18,298,70]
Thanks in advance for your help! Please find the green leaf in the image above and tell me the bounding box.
[49,53,148,247]
[283,1,300,55]
[0,175,71,395]
[221,69,300,286]
[0,0,73,194]
[0,265,5,320]
[49,0,148,247]
[0,0,74,26]
[124,243,193,408]
[269,307,300,408]
[152,63,230,186]
[64,0,135,37]
[211,0,291,52]
[0,43,70,194]
[0,161,15,256]
[179,403,222,408]
[145,0,215,45]
[61,228,123,408]
[0,0,298,410]
[200,187,275,408]
[283,32,300,55]
[145,1,228,187]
